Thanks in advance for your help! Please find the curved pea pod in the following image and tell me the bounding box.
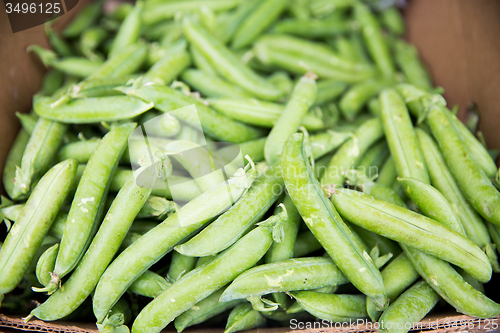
[34,243,59,290]
[208,97,324,131]
[379,89,430,183]
[52,123,136,283]
[314,79,348,106]
[182,69,251,99]
[131,221,278,333]
[174,163,283,257]
[293,231,322,257]
[12,118,67,199]
[33,95,153,124]
[403,245,500,318]
[366,253,419,322]
[129,270,171,298]
[92,165,257,323]
[30,174,154,321]
[63,0,102,37]
[393,39,431,90]
[175,287,243,333]
[0,159,77,298]
[330,188,492,283]
[57,138,101,163]
[282,133,387,308]
[2,129,29,199]
[167,252,197,282]
[144,48,191,86]
[221,257,348,302]
[354,3,395,77]
[398,177,466,234]
[271,18,351,38]
[88,43,148,79]
[289,291,368,322]
[321,117,384,186]
[425,104,500,227]
[231,0,288,49]
[182,18,284,101]
[124,84,266,143]
[97,297,132,333]
[339,77,394,121]
[379,280,439,333]
[109,1,142,58]
[224,303,266,333]
[265,74,317,165]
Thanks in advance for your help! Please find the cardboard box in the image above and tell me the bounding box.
[0,0,499,331]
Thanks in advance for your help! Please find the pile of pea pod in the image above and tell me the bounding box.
[2,0,500,332]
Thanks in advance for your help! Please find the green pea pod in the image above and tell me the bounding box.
[217,0,263,43]
[30,175,154,321]
[321,117,384,186]
[131,221,278,333]
[190,45,217,75]
[330,188,491,283]
[124,84,265,143]
[265,74,317,165]
[40,70,64,96]
[174,287,243,332]
[231,0,288,49]
[16,112,38,135]
[47,212,68,240]
[88,43,148,79]
[144,47,191,86]
[366,253,419,322]
[80,26,108,61]
[182,18,284,101]
[376,156,397,187]
[63,1,102,38]
[97,297,132,333]
[309,0,355,16]
[307,130,352,160]
[289,291,367,322]
[293,231,322,258]
[314,79,348,106]
[397,177,466,234]
[208,97,325,130]
[34,243,59,290]
[282,133,387,308]
[380,6,406,35]
[57,138,101,163]
[93,165,257,323]
[339,77,394,121]
[167,252,197,282]
[174,163,283,257]
[33,95,153,124]
[224,303,266,333]
[45,23,73,57]
[425,104,500,227]
[139,111,180,138]
[12,118,67,199]
[182,69,251,98]
[349,223,402,258]
[221,257,348,301]
[378,280,439,333]
[354,3,395,77]
[394,39,432,90]
[0,159,77,298]
[272,18,351,38]
[2,129,30,199]
[356,140,389,174]
[129,270,171,298]
[217,137,266,164]
[109,1,142,58]
[136,196,176,220]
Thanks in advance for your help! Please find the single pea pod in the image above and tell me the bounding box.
[144,47,191,86]
[2,129,30,199]
[167,251,197,282]
[0,159,77,298]
[182,69,252,99]
[123,84,266,143]
[376,156,397,187]
[80,26,108,61]
[182,17,284,101]
[282,133,387,308]
[108,1,142,58]
[129,270,171,298]
[40,69,64,96]
[314,79,348,106]
[379,88,430,183]
[12,118,67,199]
[289,291,368,322]
[88,43,148,79]
[293,230,323,257]
[393,39,432,90]
[271,17,351,38]
[224,303,266,333]
[380,6,406,36]
[45,23,73,57]
[265,74,317,165]
[93,164,257,323]
[136,196,176,220]
[139,110,180,138]
[33,95,153,124]
[231,0,288,49]
[52,123,136,284]
[174,163,283,257]
[16,112,37,135]
[131,220,279,333]
[174,287,243,333]
[71,75,139,98]
[217,0,263,43]
[190,45,217,75]
[221,257,348,302]
[62,0,102,37]
[378,280,439,333]
[330,188,492,283]
[208,97,324,131]
[321,117,384,186]
[97,297,132,333]
[34,243,59,290]
[29,175,154,321]
[57,138,101,163]
[355,140,389,175]
[217,137,267,164]
[425,103,500,227]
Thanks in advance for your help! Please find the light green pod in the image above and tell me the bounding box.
[190,45,217,75]
[377,156,397,187]
[88,43,148,79]
[314,79,348,106]
[289,291,368,322]
[224,303,266,333]
[57,138,101,163]
[293,231,322,257]
[108,1,142,58]
[393,39,431,90]
[34,243,59,289]
[2,129,30,199]
[63,0,102,37]
[16,112,37,135]
[129,270,171,298]
[167,252,197,281]
[182,69,251,98]
[144,47,191,86]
